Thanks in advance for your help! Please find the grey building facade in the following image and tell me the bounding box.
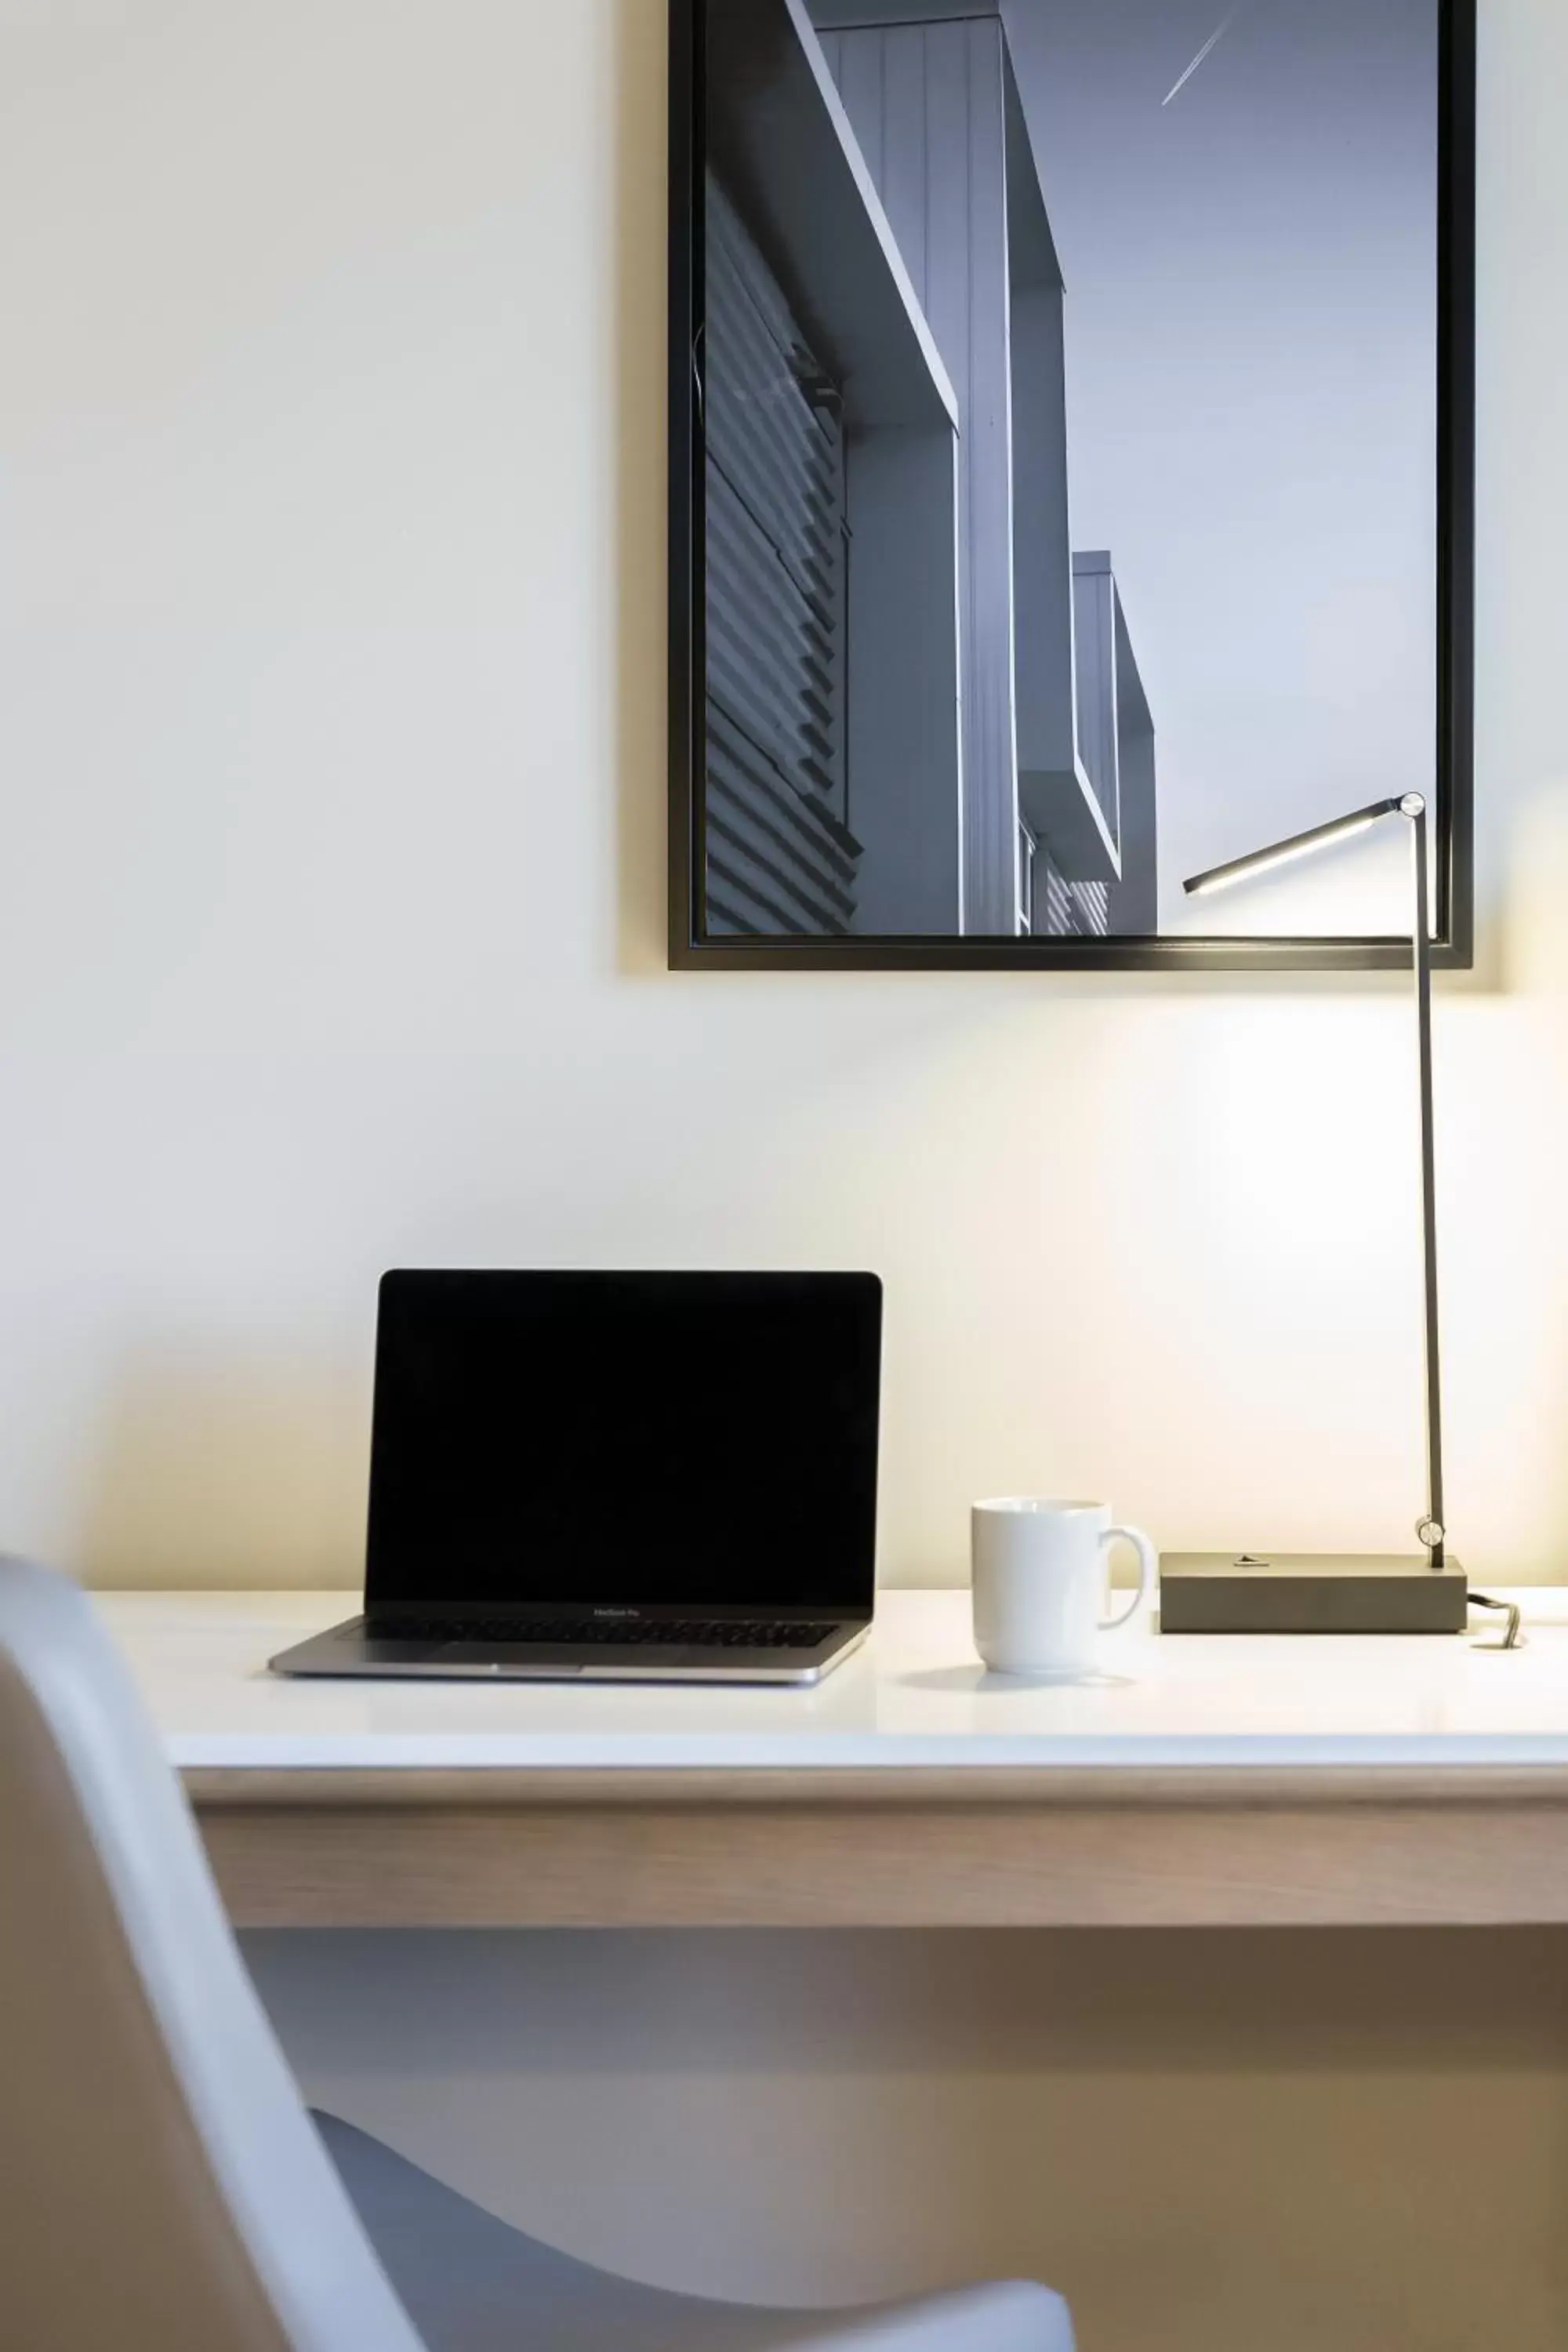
[704,0,1158,940]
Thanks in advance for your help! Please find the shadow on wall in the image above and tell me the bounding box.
[245,1924,1568,2350]
[1504,779,1568,999]
[1495,777,1568,1555]
[78,1348,368,1589]
[612,0,672,978]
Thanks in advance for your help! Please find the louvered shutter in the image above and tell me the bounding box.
[703,176,861,937]
[1036,852,1109,938]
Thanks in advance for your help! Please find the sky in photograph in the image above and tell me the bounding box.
[1003,0,1441,932]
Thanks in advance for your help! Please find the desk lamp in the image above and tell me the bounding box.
[1159,793,1469,1634]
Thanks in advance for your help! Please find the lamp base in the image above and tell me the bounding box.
[1160,1552,1468,1635]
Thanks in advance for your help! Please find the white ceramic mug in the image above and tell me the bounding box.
[971,1499,1157,1676]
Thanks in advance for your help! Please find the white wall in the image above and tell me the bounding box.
[2,0,1566,1594]
[5,5,1568,2348]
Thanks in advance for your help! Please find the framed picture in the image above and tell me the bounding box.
[668,0,1475,971]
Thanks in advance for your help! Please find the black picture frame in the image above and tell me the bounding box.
[669,0,1475,973]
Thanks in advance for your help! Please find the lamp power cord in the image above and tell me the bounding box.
[1468,1592,1524,1651]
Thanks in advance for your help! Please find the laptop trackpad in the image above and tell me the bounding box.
[437,1644,586,1675]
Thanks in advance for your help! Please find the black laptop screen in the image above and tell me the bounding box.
[365,1272,882,1612]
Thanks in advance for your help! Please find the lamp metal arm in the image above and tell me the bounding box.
[1181,790,1446,1572]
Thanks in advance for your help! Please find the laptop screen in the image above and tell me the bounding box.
[365,1271,883,1613]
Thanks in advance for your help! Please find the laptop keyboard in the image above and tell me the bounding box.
[370,1617,840,1650]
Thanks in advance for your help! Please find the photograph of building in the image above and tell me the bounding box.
[699,0,1440,942]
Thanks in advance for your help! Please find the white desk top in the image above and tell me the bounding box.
[93,1586,1568,1774]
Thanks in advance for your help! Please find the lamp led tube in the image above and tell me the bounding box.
[1183,798,1406,898]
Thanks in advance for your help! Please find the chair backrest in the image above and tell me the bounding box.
[0,1558,427,2352]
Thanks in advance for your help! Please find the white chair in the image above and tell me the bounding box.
[0,1557,1076,2350]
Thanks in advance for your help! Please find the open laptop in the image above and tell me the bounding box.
[269,1269,882,1686]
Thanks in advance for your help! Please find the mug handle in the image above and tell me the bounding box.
[1098,1525,1156,1632]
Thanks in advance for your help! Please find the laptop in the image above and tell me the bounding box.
[269,1269,882,1686]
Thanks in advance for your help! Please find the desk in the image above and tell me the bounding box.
[98,1587,1568,1932]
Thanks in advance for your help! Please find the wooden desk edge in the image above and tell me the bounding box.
[183,1763,1568,1811]
[187,1767,1568,1930]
